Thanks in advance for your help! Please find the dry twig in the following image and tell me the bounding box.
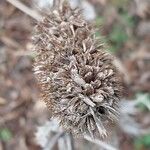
[6,0,42,21]
[45,131,64,150]
[84,135,117,150]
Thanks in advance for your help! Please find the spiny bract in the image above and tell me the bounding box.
[33,1,121,138]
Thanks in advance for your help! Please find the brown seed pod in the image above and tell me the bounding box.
[33,1,121,138]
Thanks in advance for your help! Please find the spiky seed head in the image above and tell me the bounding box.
[33,1,121,138]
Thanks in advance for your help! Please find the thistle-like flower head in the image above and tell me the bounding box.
[33,1,121,138]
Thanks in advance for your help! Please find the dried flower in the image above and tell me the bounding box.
[33,1,121,138]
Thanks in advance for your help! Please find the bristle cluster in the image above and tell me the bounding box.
[33,1,121,138]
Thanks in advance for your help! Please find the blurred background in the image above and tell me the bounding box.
[0,0,150,150]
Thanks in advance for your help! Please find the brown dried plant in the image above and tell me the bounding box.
[33,1,121,138]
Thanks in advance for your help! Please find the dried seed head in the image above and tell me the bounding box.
[33,1,121,138]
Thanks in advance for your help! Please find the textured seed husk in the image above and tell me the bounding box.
[33,1,122,138]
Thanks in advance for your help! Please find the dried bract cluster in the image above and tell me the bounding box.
[33,2,121,138]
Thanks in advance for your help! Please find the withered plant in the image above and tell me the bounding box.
[33,1,121,138]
